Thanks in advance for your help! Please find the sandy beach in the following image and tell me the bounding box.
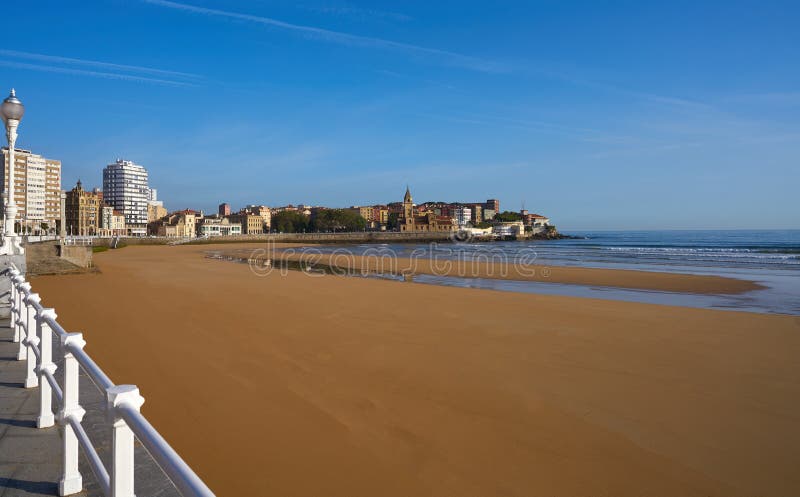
[30,243,800,497]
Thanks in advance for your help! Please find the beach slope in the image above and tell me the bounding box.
[31,244,800,497]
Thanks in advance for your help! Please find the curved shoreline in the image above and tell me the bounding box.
[212,245,764,295]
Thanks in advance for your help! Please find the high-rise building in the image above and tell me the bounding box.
[1,147,62,233]
[218,203,231,216]
[64,180,101,236]
[102,159,150,233]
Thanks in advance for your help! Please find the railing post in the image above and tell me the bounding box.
[107,385,145,497]
[36,308,57,428]
[58,332,86,496]
[16,281,31,359]
[9,271,20,341]
[22,293,40,388]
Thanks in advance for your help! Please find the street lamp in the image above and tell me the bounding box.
[1,88,25,254]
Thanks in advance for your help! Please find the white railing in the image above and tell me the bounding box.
[167,237,197,246]
[3,265,215,497]
[62,236,94,246]
[24,234,60,243]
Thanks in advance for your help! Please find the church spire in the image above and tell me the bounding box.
[404,185,412,203]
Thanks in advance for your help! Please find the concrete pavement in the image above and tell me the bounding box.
[0,320,181,497]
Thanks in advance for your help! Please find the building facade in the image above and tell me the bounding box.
[64,180,101,236]
[218,203,231,216]
[197,217,242,237]
[102,159,150,233]
[147,202,167,223]
[464,203,484,223]
[243,205,271,231]
[521,210,550,228]
[492,221,524,238]
[1,147,62,234]
[453,206,472,227]
[229,212,264,234]
[148,210,198,238]
[98,204,127,237]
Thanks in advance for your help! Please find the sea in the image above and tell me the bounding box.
[310,230,800,315]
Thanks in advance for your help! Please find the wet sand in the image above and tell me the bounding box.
[30,244,800,497]
[219,245,763,294]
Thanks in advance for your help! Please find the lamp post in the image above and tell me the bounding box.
[1,89,25,255]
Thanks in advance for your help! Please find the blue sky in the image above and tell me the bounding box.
[1,0,798,229]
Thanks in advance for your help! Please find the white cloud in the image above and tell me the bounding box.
[140,0,510,73]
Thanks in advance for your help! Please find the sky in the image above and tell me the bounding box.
[1,0,798,230]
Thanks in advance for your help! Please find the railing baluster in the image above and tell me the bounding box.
[16,281,31,359]
[36,307,57,428]
[10,271,20,342]
[23,293,40,388]
[59,333,87,496]
[107,385,145,497]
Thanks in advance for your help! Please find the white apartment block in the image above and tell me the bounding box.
[1,147,62,233]
[102,159,150,227]
[453,206,472,227]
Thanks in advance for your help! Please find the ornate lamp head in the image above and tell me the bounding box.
[1,89,25,124]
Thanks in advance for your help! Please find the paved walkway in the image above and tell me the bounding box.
[0,319,180,497]
[0,318,65,496]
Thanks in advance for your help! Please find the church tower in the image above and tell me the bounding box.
[402,186,414,231]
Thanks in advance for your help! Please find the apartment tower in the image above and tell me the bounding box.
[102,159,150,234]
[1,147,62,233]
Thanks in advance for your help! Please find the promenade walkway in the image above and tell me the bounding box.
[0,319,180,497]
[0,318,65,496]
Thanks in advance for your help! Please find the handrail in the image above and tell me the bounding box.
[68,343,116,391]
[119,404,216,497]
[43,369,63,404]
[5,263,216,497]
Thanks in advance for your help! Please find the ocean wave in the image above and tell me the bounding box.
[600,246,799,256]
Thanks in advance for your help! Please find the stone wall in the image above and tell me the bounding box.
[57,245,93,268]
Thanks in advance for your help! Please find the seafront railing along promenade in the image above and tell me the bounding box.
[3,265,215,497]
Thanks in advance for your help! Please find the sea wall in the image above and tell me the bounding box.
[94,231,455,246]
[58,245,93,268]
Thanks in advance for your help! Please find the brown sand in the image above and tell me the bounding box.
[30,244,800,497]
[220,245,763,294]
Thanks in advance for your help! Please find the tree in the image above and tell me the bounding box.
[310,209,366,232]
[271,211,309,233]
[494,211,522,222]
[387,212,401,230]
